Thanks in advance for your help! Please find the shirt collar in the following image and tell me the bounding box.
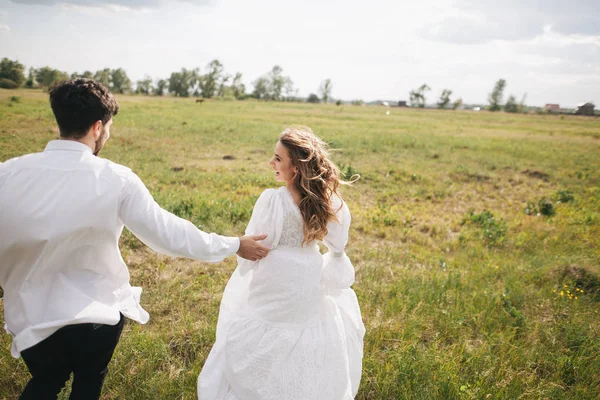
[44,140,93,154]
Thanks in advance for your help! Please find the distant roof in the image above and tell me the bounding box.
[576,102,595,107]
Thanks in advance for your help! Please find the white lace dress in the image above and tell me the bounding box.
[197,187,365,400]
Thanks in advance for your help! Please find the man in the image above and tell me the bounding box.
[0,79,269,399]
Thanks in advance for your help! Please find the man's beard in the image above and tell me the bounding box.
[93,126,108,156]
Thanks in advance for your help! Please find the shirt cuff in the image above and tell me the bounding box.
[227,236,241,255]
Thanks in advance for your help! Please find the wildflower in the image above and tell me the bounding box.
[560,291,564,296]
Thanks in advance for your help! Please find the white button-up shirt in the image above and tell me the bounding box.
[0,140,240,358]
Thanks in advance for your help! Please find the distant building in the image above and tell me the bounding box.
[398,100,408,107]
[544,104,560,112]
[575,102,595,116]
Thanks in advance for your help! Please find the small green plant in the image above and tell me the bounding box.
[462,209,507,246]
[555,189,574,203]
[502,288,525,331]
[338,163,359,180]
[9,96,21,103]
[524,198,555,217]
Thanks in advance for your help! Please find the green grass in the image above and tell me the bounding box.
[1,89,599,399]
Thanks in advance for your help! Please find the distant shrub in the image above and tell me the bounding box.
[306,93,320,104]
[462,209,507,247]
[9,96,20,103]
[555,189,574,203]
[524,198,555,217]
[0,78,18,89]
[338,163,359,180]
[538,199,555,216]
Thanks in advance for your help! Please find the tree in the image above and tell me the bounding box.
[93,68,111,87]
[25,67,36,88]
[518,93,528,113]
[0,58,26,87]
[217,74,231,97]
[452,98,463,110]
[437,89,452,109]
[252,76,270,99]
[71,71,94,79]
[110,68,131,94]
[251,66,293,101]
[319,79,333,104]
[199,59,223,98]
[269,65,286,101]
[307,93,320,103]
[283,77,295,101]
[488,79,506,111]
[231,72,245,99]
[504,95,519,113]
[135,76,153,95]
[36,67,69,89]
[168,68,197,97]
[155,79,167,96]
[409,83,430,108]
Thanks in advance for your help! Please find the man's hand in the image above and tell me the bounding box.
[237,234,269,261]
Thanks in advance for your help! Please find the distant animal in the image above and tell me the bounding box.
[196,99,204,104]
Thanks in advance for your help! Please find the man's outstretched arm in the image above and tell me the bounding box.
[119,171,268,262]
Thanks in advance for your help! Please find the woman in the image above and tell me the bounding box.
[198,127,365,400]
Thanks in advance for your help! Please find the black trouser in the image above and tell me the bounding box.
[20,313,125,400]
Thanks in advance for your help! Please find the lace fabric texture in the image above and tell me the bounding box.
[198,187,365,400]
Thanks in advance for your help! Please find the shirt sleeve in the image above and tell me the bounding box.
[321,196,355,290]
[118,171,240,263]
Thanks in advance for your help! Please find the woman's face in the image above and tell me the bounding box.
[269,141,296,183]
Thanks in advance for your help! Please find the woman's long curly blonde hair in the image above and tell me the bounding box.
[279,126,354,244]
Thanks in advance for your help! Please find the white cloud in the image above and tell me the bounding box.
[423,0,600,44]
[0,24,10,31]
[9,0,214,10]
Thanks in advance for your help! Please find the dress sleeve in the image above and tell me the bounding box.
[321,196,355,290]
[242,188,283,250]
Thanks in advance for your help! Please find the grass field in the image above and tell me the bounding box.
[1,89,599,399]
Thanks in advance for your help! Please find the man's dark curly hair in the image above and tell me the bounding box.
[49,79,119,139]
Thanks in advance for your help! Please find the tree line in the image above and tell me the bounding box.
[408,79,527,113]
[0,58,334,103]
[1,57,528,111]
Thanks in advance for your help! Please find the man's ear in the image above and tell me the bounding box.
[91,120,103,140]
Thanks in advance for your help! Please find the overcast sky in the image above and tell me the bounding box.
[0,0,598,107]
